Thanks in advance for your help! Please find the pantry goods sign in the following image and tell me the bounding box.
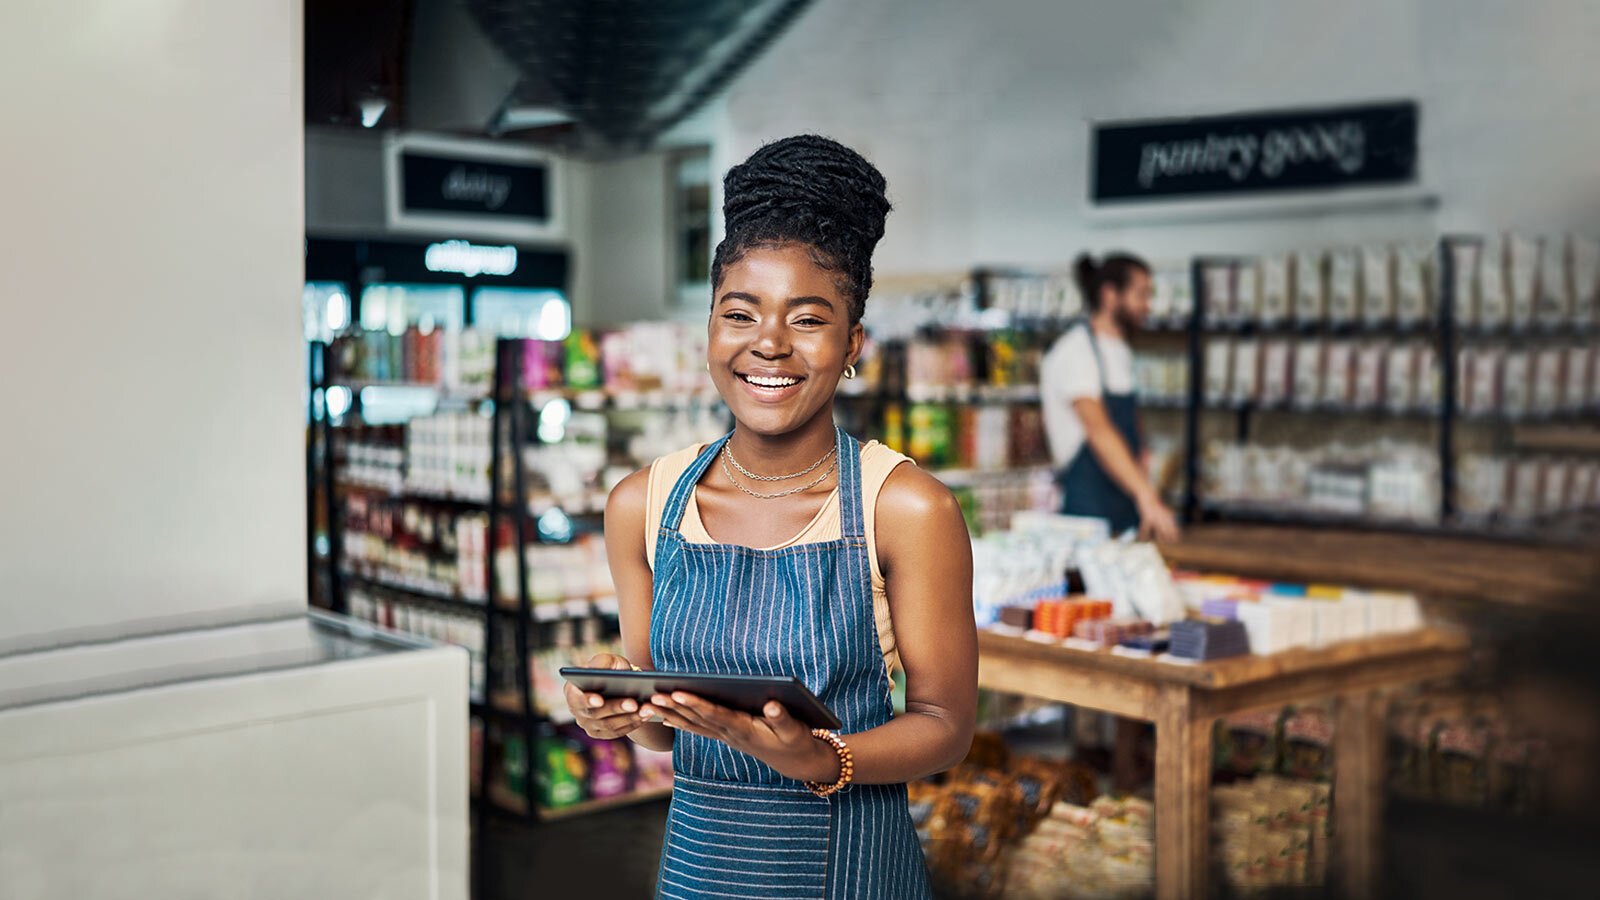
[1091,101,1418,203]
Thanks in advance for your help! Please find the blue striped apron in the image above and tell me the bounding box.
[649,428,932,899]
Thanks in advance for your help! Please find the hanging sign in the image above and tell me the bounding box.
[384,135,566,242]
[1092,101,1418,204]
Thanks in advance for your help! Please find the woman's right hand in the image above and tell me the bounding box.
[564,652,649,740]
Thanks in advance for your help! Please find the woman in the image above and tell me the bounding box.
[565,135,976,899]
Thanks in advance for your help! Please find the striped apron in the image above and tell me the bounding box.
[649,428,931,899]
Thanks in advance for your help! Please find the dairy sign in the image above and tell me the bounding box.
[401,151,549,220]
[1091,101,1418,203]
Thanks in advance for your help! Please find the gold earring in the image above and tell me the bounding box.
[844,364,857,380]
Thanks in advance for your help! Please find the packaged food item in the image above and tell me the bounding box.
[1327,250,1360,325]
[1293,251,1326,325]
[1204,262,1235,324]
[1572,234,1599,325]
[1449,240,1480,328]
[1281,704,1335,781]
[1260,255,1291,325]
[1321,341,1354,407]
[1500,350,1531,417]
[1360,245,1395,325]
[1216,709,1284,776]
[533,730,588,809]
[1506,459,1542,519]
[563,330,603,390]
[1479,238,1511,329]
[1564,346,1591,411]
[1536,237,1572,327]
[1292,340,1323,409]
[1395,244,1432,327]
[1261,340,1293,407]
[1531,348,1564,415]
[1464,347,1501,415]
[1540,461,1569,516]
[1231,338,1261,405]
[1353,341,1386,410]
[1415,345,1441,410]
[1204,337,1233,405]
[1385,343,1418,412]
[1236,262,1262,323]
[1508,233,1540,329]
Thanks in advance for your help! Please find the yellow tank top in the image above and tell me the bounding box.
[644,440,912,675]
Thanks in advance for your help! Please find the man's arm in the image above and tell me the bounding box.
[1071,396,1179,541]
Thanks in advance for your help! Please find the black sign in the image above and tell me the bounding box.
[401,152,550,221]
[1092,101,1418,204]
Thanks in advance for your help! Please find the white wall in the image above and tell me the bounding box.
[0,0,306,654]
[718,0,1600,274]
[572,152,684,327]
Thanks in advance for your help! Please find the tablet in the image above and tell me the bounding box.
[559,668,842,732]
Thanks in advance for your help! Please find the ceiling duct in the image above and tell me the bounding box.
[466,0,815,148]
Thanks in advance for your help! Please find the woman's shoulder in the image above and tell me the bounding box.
[866,443,961,525]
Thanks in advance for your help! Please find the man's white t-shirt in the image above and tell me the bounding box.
[1040,325,1136,467]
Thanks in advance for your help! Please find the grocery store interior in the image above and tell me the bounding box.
[5,1,1600,898]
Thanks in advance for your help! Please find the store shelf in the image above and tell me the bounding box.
[1457,410,1600,427]
[539,786,674,821]
[340,571,489,612]
[336,481,494,511]
[1511,424,1600,453]
[1455,321,1598,340]
[1200,319,1440,338]
[1199,501,1443,534]
[1201,401,1441,420]
[1162,522,1600,611]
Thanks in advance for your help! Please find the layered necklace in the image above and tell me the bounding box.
[720,439,838,500]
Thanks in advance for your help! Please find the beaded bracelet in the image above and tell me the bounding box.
[804,729,854,798]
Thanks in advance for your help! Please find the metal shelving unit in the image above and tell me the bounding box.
[1181,236,1599,538]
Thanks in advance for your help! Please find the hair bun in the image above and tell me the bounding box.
[723,135,891,256]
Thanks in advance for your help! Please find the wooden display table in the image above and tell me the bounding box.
[1159,524,1598,612]
[977,627,1471,900]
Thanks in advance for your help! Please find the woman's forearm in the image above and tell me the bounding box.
[838,706,972,785]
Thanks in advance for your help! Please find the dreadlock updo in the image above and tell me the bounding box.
[712,135,892,324]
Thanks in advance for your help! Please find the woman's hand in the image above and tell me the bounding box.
[646,693,840,784]
[564,652,649,741]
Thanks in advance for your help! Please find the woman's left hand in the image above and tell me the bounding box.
[644,693,841,784]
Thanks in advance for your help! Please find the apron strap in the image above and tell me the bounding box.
[835,429,865,540]
[659,433,730,533]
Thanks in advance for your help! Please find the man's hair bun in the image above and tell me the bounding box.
[712,135,891,323]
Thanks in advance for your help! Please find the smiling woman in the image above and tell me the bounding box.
[564,135,975,899]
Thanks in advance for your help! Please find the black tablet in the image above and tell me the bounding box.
[559,668,843,732]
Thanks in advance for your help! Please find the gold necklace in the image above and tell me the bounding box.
[720,451,838,500]
[723,442,837,482]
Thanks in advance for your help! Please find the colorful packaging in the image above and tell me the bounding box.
[533,730,589,809]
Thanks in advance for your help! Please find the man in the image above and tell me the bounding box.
[1041,252,1180,542]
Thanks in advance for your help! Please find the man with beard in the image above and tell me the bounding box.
[1042,252,1180,542]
